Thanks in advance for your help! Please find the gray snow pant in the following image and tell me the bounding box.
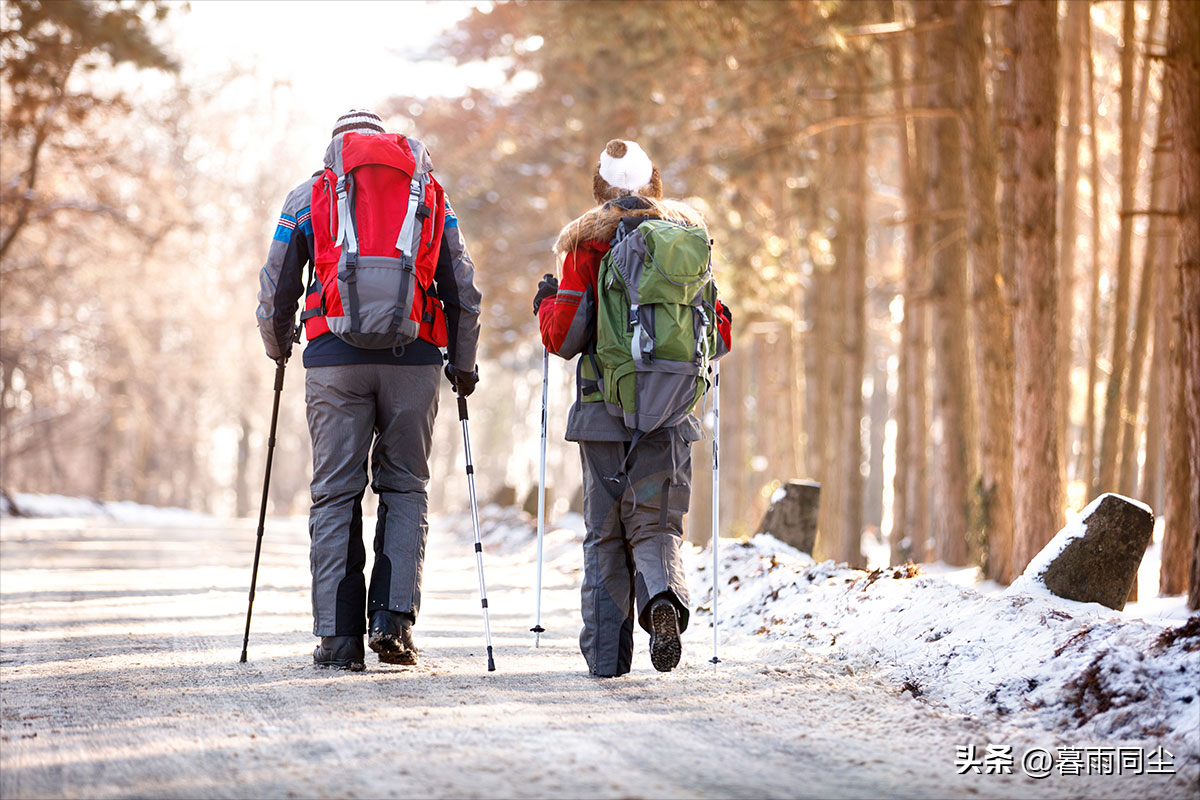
[578,430,692,676]
[305,363,440,636]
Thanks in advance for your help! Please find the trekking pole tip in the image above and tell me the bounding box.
[239,651,247,663]
[487,646,496,672]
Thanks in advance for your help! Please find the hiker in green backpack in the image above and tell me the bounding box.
[534,140,732,676]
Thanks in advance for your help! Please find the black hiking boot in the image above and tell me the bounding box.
[368,609,418,665]
[313,635,365,671]
[648,598,682,672]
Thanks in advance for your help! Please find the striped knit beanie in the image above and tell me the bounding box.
[332,109,385,137]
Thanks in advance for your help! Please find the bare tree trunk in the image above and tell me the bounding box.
[956,0,1015,583]
[837,99,868,566]
[1097,1,1142,495]
[1082,13,1103,492]
[1159,165,1191,595]
[997,2,1018,303]
[865,344,888,533]
[814,262,847,560]
[1012,0,1062,575]
[235,413,252,518]
[1056,2,1085,474]
[921,0,973,567]
[889,16,930,566]
[1057,0,1086,492]
[1120,103,1171,498]
[1165,0,1200,610]
[1144,144,1181,512]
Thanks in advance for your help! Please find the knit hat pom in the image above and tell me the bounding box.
[593,139,662,203]
[332,109,385,138]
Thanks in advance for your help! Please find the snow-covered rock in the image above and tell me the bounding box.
[1010,493,1155,610]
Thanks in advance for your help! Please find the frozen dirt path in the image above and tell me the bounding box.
[0,516,1191,799]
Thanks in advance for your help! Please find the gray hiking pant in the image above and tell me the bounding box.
[305,363,440,636]
[578,430,692,676]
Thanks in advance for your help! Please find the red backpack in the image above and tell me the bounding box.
[301,132,448,349]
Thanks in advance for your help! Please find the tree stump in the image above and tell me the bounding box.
[490,485,518,508]
[1027,493,1155,610]
[522,485,551,519]
[755,480,820,555]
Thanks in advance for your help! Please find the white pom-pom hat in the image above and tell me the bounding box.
[593,139,663,203]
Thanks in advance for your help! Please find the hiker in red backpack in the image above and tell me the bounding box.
[534,139,732,676]
[256,109,482,671]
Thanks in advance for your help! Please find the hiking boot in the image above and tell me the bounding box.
[648,598,682,672]
[368,609,418,665]
[313,635,365,671]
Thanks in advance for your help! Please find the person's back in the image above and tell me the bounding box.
[534,139,732,677]
[256,109,482,671]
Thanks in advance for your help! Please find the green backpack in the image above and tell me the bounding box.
[594,216,724,433]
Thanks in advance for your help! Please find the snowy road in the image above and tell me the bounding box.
[0,515,1192,799]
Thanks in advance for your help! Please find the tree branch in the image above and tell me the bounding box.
[799,108,960,140]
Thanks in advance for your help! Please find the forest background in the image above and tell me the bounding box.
[2,0,1198,605]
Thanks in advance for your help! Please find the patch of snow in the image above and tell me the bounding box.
[2,493,212,526]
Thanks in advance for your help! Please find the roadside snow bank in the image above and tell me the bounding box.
[457,504,1198,754]
[1,492,212,525]
[685,534,1199,754]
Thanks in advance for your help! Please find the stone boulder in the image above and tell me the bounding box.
[755,480,820,555]
[1017,493,1154,611]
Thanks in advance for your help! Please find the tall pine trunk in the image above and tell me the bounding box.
[956,0,1015,583]
[1120,108,1169,497]
[1057,0,1086,493]
[837,98,868,567]
[1159,159,1191,595]
[1165,0,1200,610]
[922,0,974,567]
[1012,0,1062,574]
[1082,13,1104,491]
[1097,1,1141,495]
[889,19,930,565]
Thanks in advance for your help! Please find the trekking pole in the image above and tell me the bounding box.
[531,348,549,646]
[457,392,497,672]
[710,361,721,666]
[240,359,286,663]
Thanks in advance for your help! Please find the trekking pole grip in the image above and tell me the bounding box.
[457,394,469,421]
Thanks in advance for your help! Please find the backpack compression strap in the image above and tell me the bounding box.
[389,171,430,335]
[335,173,363,332]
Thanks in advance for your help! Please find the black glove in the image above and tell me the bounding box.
[444,364,479,397]
[532,273,559,315]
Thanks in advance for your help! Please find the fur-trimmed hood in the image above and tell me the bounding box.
[553,197,706,256]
